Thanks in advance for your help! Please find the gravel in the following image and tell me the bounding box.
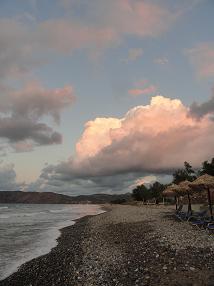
[0,204,213,286]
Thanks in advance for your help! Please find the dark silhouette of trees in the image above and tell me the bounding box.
[132,157,213,204]
[199,158,214,176]
[172,161,196,184]
[149,181,165,204]
[132,184,150,202]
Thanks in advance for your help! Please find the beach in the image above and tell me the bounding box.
[0,204,214,286]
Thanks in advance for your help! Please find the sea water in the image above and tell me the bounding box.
[0,204,104,280]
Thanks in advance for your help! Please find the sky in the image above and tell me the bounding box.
[0,0,214,195]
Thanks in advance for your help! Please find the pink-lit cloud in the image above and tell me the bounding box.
[185,43,214,78]
[66,0,176,38]
[0,1,178,79]
[130,175,157,189]
[42,95,214,183]
[1,82,75,123]
[129,79,157,96]
[129,85,157,96]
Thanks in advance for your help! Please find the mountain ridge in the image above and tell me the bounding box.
[0,191,131,204]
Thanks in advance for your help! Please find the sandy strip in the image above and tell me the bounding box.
[0,205,213,286]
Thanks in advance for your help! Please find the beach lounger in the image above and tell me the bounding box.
[189,218,206,228]
[176,211,192,221]
[206,222,214,233]
[187,210,208,221]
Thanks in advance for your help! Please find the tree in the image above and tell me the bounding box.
[149,181,165,204]
[199,158,214,176]
[132,184,150,202]
[173,161,196,184]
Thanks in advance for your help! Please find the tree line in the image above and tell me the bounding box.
[132,157,214,203]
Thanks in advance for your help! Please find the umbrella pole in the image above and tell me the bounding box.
[175,196,177,210]
[207,187,213,220]
[187,192,192,214]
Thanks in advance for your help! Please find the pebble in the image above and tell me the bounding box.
[1,205,213,286]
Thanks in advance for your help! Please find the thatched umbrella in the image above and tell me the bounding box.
[189,174,214,219]
[177,180,193,214]
[163,184,179,210]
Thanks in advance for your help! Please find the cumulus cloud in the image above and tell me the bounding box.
[38,95,214,194]
[185,43,214,78]
[0,82,75,151]
[0,163,24,191]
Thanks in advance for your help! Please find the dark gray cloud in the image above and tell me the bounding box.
[189,95,214,118]
[26,164,172,195]
[0,82,75,151]
[29,169,169,195]
[0,117,62,146]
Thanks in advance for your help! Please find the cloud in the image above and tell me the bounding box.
[61,0,177,37]
[0,19,41,80]
[185,43,214,78]
[0,1,178,79]
[129,85,157,96]
[154,57,169,65]
[0,18,118,80]
[0,118,62,146]
[38,95,214,194]
[189,93,214,119]
[129,79,157,96]
[0,163,24,191]
[0,82,75,151]
[1,82,75,123]
[130,175,157,189]
[123,48,143,62]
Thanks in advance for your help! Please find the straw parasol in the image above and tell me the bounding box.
[189,174,214,219]
[177,180,192,213]
[163,184,180,210]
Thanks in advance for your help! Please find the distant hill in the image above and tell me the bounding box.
[0,191,131,204]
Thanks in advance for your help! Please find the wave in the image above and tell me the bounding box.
[49,209,65,213]
[0,204,105,280]
[18,212,46,217]
[0,206,8,210]
[0,215,10,219]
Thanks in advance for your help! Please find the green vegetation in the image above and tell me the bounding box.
[132,184,150,202]
[172,161,196,184]
[132,181,167,204]
[132,157,214,203]
[199,158,214,176]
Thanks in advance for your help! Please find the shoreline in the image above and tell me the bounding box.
[0,204,214,286]
[0,204,107,283]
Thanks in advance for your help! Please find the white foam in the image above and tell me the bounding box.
[0,205,105,281]
[0,215,10,219]
[0,206,8,210]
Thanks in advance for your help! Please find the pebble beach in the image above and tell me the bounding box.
[0,204,214,286]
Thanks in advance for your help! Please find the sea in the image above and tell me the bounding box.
[0,203,104,280]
